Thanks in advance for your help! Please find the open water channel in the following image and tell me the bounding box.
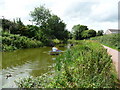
[0,45,67,88]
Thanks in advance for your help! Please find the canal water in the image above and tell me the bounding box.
[0,46,67,88]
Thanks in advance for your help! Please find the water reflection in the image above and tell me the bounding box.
[1,46,66,88]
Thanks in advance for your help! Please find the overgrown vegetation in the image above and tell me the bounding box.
[91,33,120,51]
[15,40,117,88]
[1,32,43,51]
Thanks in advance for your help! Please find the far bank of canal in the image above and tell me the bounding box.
[1,45,67,88]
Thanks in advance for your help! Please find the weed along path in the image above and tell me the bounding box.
[103,45,120,80]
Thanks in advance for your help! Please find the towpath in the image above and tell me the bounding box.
[103,45,120,80]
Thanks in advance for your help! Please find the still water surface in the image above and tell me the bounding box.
[0,46,66,88]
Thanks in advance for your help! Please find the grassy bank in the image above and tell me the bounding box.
[90,34,120,51]
[15,40,117,88]
[1,32,43,51]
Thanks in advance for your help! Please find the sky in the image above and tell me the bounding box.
[0,0,119,32]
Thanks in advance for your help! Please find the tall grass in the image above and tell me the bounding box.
[50,40,116,88]
[15,40,117,88]
[90,34,120,51]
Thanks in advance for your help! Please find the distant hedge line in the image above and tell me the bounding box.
[90,33,120,51]
[1,32,43,51]
[15,40,117,88]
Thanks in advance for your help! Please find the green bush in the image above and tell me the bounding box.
[52,39,60,44]
[2,44,17,51]
[2,32,43,51]
[15,40,117,88]
[90,34,120,51]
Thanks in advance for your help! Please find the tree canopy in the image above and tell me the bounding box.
[30,5,51,26]
[72,24,88,40]
[82,29,96,39]
[97,30,104,36]
[30,5,69,41]
[2,5,70,46]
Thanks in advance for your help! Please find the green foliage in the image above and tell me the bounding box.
[30,5,51,26]
[2,44,17,51]
[51,40,116,88]
[1,18,25,34]
[25,25,40,38]
[1,5,69,46]
[72,24,88,40]
[91,33,120,51]
[15,40,117,88]
[30,5,69,41]
[1,18,56,46]
[97,30,104,36]
[68,31,73,39]
[52,39,60,44]
[2,32,43,51]
[45,15,68,40]
[15,71,55,88]
[2,18,14,33]
[82,29,96,39]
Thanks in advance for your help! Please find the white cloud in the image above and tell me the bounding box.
[0,0,119,32]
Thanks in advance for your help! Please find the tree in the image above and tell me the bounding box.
[88,29,96,37]
[1,18,25,34]
[30,5,69,42]
[82,29,96,39]
[25,25,39,38]
[46,15,68,40]
[9,18,25,35]
[2,18,12,33]
[97,30,104,36]
[72,24,88,40]
[30,5,51,26]
[68,31,73,39]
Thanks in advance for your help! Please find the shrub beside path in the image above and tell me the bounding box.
[103,45,120,80]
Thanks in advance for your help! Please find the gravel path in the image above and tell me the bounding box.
[103,45,120,80]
